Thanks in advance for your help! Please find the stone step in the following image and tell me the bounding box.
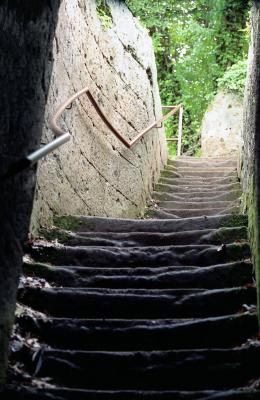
[155,182,241,193]
[159,176,238,186]
[18,287,256,318]
[29,242,250,268]
[23,260,252,289]
[28,346,260,390]
[24,262,199,276]
[153,191,242,202]
[168,159,237,169]
[6,388,260,400]
[18,313,257,351]
[164,165,236,173]
[2,387,239,400]
[163,167,237,179]
[39,226,247,247]
[174,156,237,161]
[155,206,240,218]
[53,215,248,233]
[157,200,239,211]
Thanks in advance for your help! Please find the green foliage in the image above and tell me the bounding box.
[126,0,250,154]
[96,0,112,29]
[218,60,247,97]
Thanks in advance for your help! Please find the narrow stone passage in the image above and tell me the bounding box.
[6,156,260,399]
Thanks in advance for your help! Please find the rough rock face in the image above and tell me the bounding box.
[240,1,260,320]
[0,0,61,383]
[30,0,167,232]
[241,4,260,194]
[201,91,243,157]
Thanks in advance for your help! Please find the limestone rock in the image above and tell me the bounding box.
[30,0,167,232]
[201,91,243,157]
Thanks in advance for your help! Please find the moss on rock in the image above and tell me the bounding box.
[53,216,83,232]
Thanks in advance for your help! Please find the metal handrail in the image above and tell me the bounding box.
[50,87,181,149]
[2,86,182,179]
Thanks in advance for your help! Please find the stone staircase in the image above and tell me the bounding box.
[5,156,260,399]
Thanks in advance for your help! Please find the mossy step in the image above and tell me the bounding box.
[39,226,247,247]
[53,214,248,233]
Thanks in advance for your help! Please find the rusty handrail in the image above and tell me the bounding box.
[50,86,180,149]
[2,87,181,179]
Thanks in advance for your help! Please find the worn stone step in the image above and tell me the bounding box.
[29,242,250,268]
[53,214,248,233]
[31,346,260,390]
[159,176,238,186]
[155,206,240,218]
[18,313,257,351]
[153,191,242,202]
[157,200,239,211]
[168,159,237,169]
[40,226,247,247]
[23,260,252,289]
[18,287,256,318]
[24,262,199,277]
[5,387,253,400]
[174,156,237,161]
[164,165,236,174]
[155,182,241,193]
[163,168,237,179]
[202,390,260,399]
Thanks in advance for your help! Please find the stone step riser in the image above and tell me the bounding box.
[29,242,250,268]
[155,183,241,193]
[157,200,239,211]
[155,206,240,218]
[168,160,237,168]
[38,226,247,247]
[23,261,252,289]
[153,191,241,202]
[18,313,257,351]
[53,215,248,233]
[31,347,260,390]
[160,177,238,186]
[18,287,255,319]
[6,388,260,400]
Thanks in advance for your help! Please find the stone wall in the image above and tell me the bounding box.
[201,90,243,157]
[241,1,260,322]
[241,5,260,195]
[30,0,167,232]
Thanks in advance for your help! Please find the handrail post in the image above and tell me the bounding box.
[177,106,183,156]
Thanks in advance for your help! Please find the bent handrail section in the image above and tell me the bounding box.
[50,86,181,149]
[3,86,182,179]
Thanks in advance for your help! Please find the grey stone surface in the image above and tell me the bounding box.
[241,4,260,194]
[201,91,243,157]
[30,0,167,232]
